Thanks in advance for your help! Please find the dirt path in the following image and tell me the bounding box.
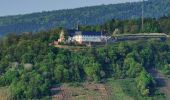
[149,68,170,100]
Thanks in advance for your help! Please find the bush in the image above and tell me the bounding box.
[162,64,170,75]
[136,70,156,96]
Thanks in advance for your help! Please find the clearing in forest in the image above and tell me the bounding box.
[51,79,166,100]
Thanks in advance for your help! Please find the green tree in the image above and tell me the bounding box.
[136,70,155,96]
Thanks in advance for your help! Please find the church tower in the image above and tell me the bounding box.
[58,30,65,43]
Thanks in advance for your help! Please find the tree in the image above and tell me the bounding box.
[124,57,143,77]
[0,70,19,86]
[136,70,155,96]
[84,62,101,81]
[162,64,170,75]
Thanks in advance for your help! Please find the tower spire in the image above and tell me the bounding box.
[76,21,79,30]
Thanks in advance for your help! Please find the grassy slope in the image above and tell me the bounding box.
[106,79,134,100]
[51,78,166,100]
[106,78,166,100]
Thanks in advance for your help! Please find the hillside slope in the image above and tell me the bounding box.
[0,0,170,35]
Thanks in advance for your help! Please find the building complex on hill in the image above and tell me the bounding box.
[55,28,168,46]
[58,29,109,44]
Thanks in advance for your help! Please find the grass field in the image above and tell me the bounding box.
[106,78,166,100]
[0,87,10,100]
[51,78,167,100]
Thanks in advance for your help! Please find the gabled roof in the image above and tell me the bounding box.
[67,29,77,37]
[82,31,102,36]
[66,29,106,36]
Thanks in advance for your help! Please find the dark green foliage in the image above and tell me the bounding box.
[10,71,51,99]
[124,57,143,78]
[80,18,162,35]
[0,25,170,99]
[0,0,170,35]
[159,16,170,34]
[162,64,170,75]
[136,70,156,96]
[0,70,19,86]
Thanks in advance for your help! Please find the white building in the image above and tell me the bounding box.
[59,29,108,44]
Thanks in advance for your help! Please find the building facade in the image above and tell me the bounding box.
[58,29,108,44]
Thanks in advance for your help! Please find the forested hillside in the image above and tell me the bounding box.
[0,0,170,35]
[0,7,170,99]
[0,29,169,99]
[80,16,170,35]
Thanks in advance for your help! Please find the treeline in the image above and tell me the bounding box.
[0,29,170,99]
[80,17,170,35]
[0,0,170,35]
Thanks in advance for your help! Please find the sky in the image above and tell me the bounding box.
[0,0,141,17]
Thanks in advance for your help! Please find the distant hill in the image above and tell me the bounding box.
[0,0,170,35]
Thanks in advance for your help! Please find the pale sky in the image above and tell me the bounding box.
[0,0,141,16]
